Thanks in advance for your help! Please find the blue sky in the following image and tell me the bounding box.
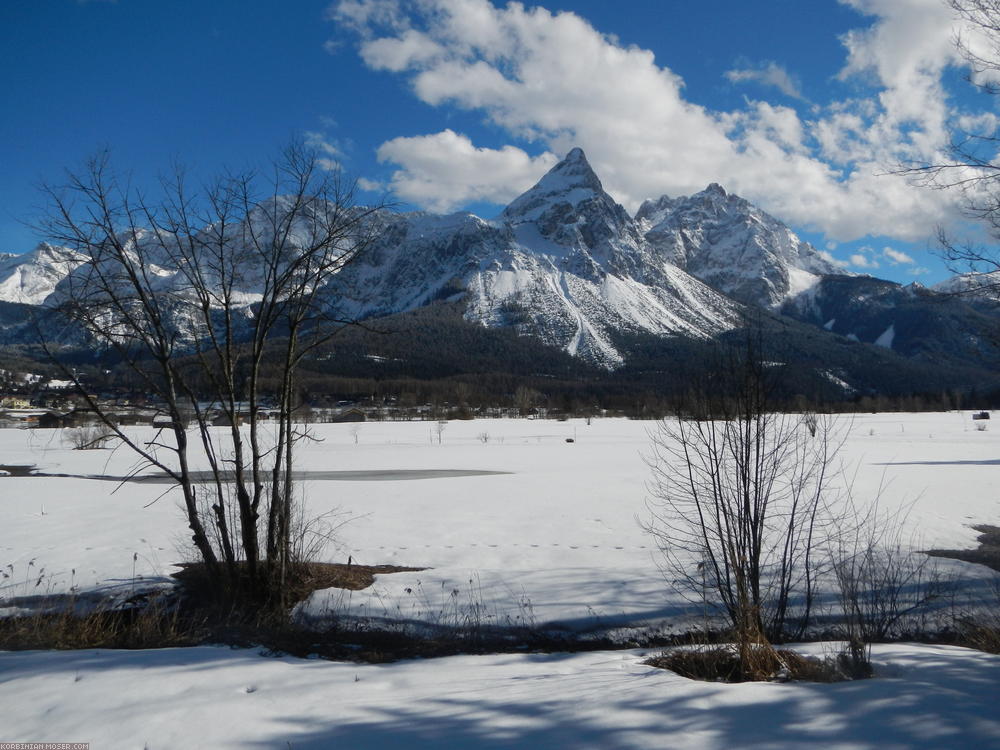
[2,0,998,285]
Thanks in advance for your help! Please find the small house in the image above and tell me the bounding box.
[330,408,366,423]
[37,411,71,429]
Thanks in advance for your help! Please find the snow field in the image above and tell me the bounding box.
[3,413,1000,748]
[0,643,997,748]
[1,413,998,630]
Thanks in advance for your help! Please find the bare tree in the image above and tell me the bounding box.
[64,423,117,450]
[831,495,946,675]
[513,386,541,416]
[40,142,383,604]
[644,329,842,672]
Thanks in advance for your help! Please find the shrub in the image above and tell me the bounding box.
[64,423,116,450]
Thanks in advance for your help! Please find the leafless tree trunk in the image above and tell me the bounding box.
[39,142,383,604]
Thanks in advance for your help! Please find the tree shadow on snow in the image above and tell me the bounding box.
[248,647,1000,750]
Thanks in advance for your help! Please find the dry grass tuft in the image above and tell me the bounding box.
[645,645,861,683]
[0,561,425,653]
[0,592,197,651]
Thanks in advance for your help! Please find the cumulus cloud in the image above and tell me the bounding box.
[847,245,917,269]
[329,0,980,241]
[331,0,408,35]
[304,131,342,157]
[304,131,344,171]
[850,251,880,268]
[725,62,806,101]
[883,246,915,264]
[376,130,557,212]
[832,0,960,168]
[818,249,848,268]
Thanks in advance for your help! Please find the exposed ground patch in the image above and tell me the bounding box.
[927,524,1000,573]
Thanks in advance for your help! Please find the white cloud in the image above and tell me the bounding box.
[330,0,407,35]
[304,131,344,171]
[360,29,445,70]
[330,0,978,241]
[357,177,384,192]
[725,62,806,101]
[832,0,959,166]
[883,246,915,264]
[819,249,848,268]
[304,131,342,158]
[375,130,557,212]
[850,248,880,268]
[908,265,931,275]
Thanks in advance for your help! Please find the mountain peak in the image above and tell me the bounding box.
[545,147,600,187]
[501,147,605,224]
[640,183,845,308]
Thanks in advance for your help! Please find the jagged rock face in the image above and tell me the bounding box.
[502,148,637,261]
[6,146,998,373]
[335,149,742,367]
[637,184,842,308]
[0,243,86,305]
[499,147,663,285]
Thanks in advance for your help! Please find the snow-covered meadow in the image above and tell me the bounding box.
[3,413,998,630]
[2,413,1000,747]
[2,642,998,749]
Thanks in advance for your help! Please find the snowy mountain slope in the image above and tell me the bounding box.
[780,273,1000,367]
[0,243,85,305]
[933,271,1000,302]
[334,149,742,366]
[4,147,999,377]
[637,184,843,308]
[0,194,351,312]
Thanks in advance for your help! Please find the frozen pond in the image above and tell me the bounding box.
[0,467,511,483]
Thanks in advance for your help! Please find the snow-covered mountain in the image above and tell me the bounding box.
[0,151,744,367]
[637,184,843,309]
[0,243,85,305]
[932,272,1000,302]
[334,148,741,366]
[2,147,999,377]
[779,273,1000,367]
